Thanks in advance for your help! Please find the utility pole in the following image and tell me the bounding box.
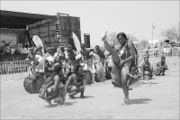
[152,22,155,45]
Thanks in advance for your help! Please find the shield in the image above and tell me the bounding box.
[32,35,44,53]
[32,35,43,47]
[72,32,82,53]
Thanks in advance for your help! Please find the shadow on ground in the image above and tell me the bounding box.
[128,98,152,105]
[76,95,94,99]
[45,101,77,108]
[69,95,94,99]
[62,102,77,107]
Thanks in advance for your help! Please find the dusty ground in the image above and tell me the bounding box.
[0,56,179,119]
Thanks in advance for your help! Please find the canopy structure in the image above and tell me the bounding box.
[0,10,81,49]
[0,10,56,29]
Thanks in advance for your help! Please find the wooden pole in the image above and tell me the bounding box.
[56,13,62,46]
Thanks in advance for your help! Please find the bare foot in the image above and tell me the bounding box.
[124,98,129,105]
[121,102,128,106]
[69,95,76,99]
[80,95,86,98]
[45,99,51,105]
[128,88,133,90]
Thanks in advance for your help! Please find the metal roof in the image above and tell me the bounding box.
[0,10,56,29]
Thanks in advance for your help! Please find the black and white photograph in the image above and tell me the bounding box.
[0,0,179,119]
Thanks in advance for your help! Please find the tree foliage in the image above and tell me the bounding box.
[127,34,139,43]
[138,39,149,49]
[103,32,149,50]
[161,22,180,42]
[106,32,118,46]
[106,32,140,46]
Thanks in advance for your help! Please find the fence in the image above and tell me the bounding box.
[0,60,29,81]
[138,47,180,57]
[0,60,28,75]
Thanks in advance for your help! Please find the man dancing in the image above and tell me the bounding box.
[101,31,139,105]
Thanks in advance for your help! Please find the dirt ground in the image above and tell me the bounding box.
[0,56,179,119]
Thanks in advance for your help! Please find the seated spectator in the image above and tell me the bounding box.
[1,41,12,54]
[14,43,23,55]
[4,44,11,54]
[21,47,29,54]
[14,48,21,55]
[155,56,168,76]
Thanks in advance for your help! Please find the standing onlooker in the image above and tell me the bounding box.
[141,55,153,80]
[94,45,106,66]
[26,47,35,75]
[54,46,65,64]
[64,45,78,74]
[80,43,92,70]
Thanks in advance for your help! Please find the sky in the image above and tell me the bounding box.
[1,1,179,47]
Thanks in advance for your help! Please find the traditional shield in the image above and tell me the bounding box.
[72,32,82,53]
[32,35,44,53]
[32,35,46,73]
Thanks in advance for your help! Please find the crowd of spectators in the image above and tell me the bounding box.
[0,41,30,55]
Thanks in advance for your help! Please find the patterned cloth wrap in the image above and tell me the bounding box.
[39,68,66,103]
[66,73,85,95]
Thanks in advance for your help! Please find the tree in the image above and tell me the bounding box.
[106,33,140,46]
[139,39,149,49]
[100,32,118,51]
[161,22,180,42]
[127,34,139,43]
[106,32,118,46]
